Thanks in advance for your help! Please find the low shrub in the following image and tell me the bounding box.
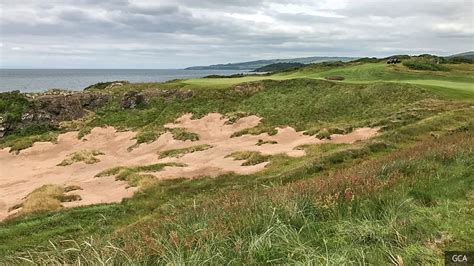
[226,151,270,166]
[403,59,449,71]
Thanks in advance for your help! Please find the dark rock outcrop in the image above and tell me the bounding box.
[121,91,146,109]
[0,115,7,138]
[120,89,194,109]
[26,92,111,123]
[0,92,111,137]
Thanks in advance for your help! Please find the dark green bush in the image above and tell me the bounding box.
[403,59,449,71]
[0,91,31,122]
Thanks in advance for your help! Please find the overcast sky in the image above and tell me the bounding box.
[0,0,473,68]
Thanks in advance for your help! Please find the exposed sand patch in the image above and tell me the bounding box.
[0,113,379,220]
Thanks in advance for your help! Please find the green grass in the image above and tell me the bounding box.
[158,144,213,159]
[226,151,271,166]
[95,162,187,187]
[167,128,200,141]
[0,91,32,122]
[8,185,82,217]
[57,149,105,166]
[0,130,59,153]
[63,79,438,146]
[2,131,472,264]
[178,62,474,99]
[0,59,473,263]
[3,62,472,151]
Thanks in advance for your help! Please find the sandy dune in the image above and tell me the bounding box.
[0,113,379,220]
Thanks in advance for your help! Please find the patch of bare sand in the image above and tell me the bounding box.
[0,113,379,220]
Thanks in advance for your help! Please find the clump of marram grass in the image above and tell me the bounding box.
[168,128,199,141]
[225,151,270,166]
[256,139,278,146]
[57,149,105,166]
[95,162,187,187]
[9,184,82,216]
[231,126,278,138]
[315,129,331,140]
[304,127,352,140]
[224,111,250,124]
[158,144,213,159]
[1,131,59,154]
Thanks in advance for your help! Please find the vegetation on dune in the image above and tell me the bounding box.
[8,185,82,217]
[256,139,277,146]
[57,149,105,166]
[223,111,251,124]
[226,151,271,166]
[3,131,472,264]
[158,144,213,159]
[69,79,435,146]
[315,129,332,139]
[1,58,473,263]
[0,129,58,153]
[3,58,472,152]
[95,162,187,187]
[167,127,199,141]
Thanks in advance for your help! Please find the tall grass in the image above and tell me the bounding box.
[3,131,473,264]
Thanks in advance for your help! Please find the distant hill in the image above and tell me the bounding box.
[186,56,357,70]
[448,51,474,59]
[253,62,304,72]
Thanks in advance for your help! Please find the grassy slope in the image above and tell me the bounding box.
[0,61,473,263]
[179,63,474,99]
[71,79,439,145]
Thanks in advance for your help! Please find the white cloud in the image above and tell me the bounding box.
[0,0,472,68]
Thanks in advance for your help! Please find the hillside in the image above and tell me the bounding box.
[253,62,304,72]
[185,56,356,70]
[0,58,473,264]
[449,51,474,59]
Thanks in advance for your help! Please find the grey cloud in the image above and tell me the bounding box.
[0,0,473,68]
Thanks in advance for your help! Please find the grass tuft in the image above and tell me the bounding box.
[226,151,271,166]
[158,144,213,158]
[11,185,82,216]
[95,163,187,187]
[57,149,105,166]
[167,128,199,141]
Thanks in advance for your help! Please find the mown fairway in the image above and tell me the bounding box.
[0,60,473,264]
[179,62,474,99]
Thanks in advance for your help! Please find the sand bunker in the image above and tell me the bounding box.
[0,113,379,220]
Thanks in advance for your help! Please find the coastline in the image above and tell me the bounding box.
[0,68,250,92]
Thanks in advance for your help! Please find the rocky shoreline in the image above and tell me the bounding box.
[0,90,110,138]
[0,81,196,138]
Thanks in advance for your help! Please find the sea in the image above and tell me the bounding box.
[0,69,249,92]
